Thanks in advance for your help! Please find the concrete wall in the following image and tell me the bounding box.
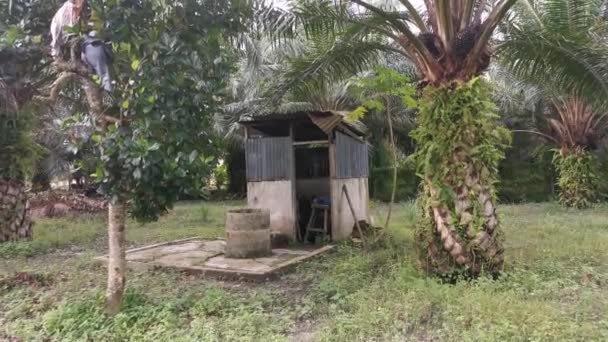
[247,180,296,240]
[330,178,370,240]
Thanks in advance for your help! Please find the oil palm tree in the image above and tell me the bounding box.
[548,97,606,208]
[0,48,39,242]
[499,0,608,208]
[263,0,518,277]
[492,67,606,208]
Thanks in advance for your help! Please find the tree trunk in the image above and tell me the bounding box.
[384,98,398,230]
[412,79,510,278]
[105,199,127,316]
[0,180,33,243]
[73,58,129,315]
[418,164,504,277]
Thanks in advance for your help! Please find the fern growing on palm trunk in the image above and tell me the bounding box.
[553,149,599,209]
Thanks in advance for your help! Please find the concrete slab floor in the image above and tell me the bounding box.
[95,238,334,281]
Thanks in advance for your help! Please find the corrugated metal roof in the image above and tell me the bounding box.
[239,110,367,137]
[308,112,343,135]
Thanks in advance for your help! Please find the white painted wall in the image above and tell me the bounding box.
[247,180,296,240]
[330,178,370,240]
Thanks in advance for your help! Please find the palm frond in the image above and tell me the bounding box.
[464,0,518,75]
[499,20,608,107]
[270,35,395,100]
[397,0,427,31]
[550,96,608,151]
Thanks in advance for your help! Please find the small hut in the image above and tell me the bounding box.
[240,110,370,242]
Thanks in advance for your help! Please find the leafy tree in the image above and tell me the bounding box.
[91,0,247,314]
[5,0,248,313]
[349,67,416,229]
[264,0,517,277]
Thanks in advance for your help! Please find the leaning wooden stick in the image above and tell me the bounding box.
[342,185,367,251]
[384,95,397,231]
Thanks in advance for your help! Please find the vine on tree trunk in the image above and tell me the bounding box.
[554,149,599,209]
[411,78,511,279]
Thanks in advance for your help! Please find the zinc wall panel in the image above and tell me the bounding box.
[335,132,369,179]
[246,137,292,181]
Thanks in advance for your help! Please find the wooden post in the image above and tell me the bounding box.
[289,122,299,241]
[342,185,367,251]
[328,132,337,239]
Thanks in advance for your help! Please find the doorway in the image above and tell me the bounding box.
[294,145,331,241]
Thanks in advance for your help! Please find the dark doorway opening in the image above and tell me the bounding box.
[295,145,331,241]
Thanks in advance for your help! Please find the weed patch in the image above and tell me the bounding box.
[1,201,607,341]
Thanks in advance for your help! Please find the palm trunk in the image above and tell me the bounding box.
[104,199,127,315]
[0,180,33,243]
[419,162,503,276]
[412,79,510,278]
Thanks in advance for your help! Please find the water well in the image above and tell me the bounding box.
[225,208,271,258]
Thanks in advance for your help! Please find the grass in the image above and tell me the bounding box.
[1,201,607,341]
[0,201,237,258]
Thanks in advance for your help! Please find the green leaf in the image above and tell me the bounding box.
[347,106,368,121]
[403,96,417,108]
[189,150,199,163]
[94,166,104,180]
[131,59,140,71]
[122,100,130,109]
[6,27,20,44]
[363,99,384,111]
[91,134,102,144]
[148,143,161,151]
